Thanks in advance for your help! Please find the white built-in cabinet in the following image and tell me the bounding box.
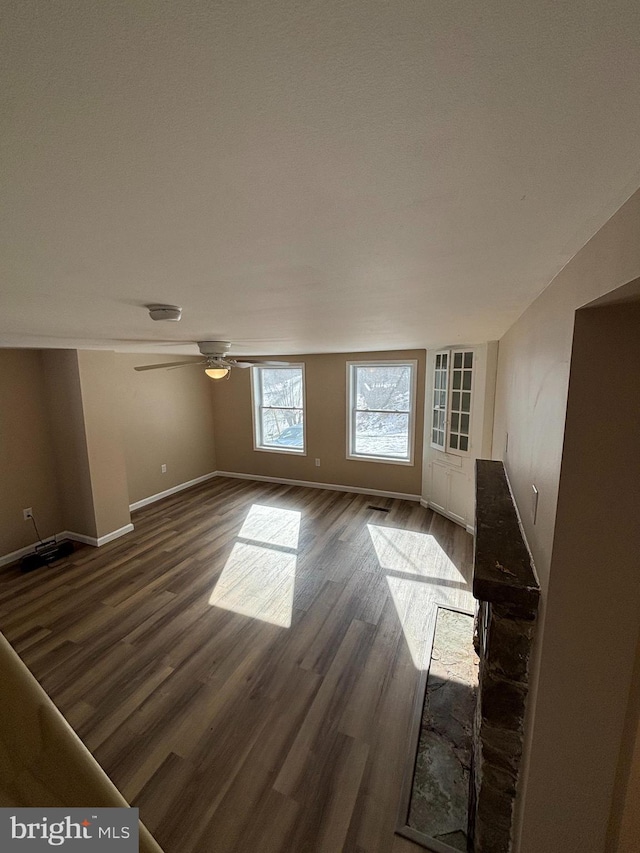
[430,457,469,527]
[422,342,498,532]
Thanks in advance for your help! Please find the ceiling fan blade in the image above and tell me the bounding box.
[168,360,208,370]
[228,359,291,367]
[134,360,206,371]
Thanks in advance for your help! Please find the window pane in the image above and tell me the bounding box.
[462,392,471,413]
[453,371,462,390]
[356,365,411,412]
[460,413,470,434]
[459,436,469,451]
[454,352,463,368]
[260,409,304,449]
[449,434,459,449]
[452,391,460,410]
[354,411,409,458]
[436,354,441,369]
[451,412,459,431]
[463,371,472,391]
[260,368,303,408]
[464,352,473,369]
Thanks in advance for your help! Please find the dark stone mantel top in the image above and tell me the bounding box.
[474,460,540,613]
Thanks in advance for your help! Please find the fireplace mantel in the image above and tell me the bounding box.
[469,460,540,853]
[474,460,539,614]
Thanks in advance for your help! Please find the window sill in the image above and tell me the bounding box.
[254,445,306,456]
[346,453,414,467]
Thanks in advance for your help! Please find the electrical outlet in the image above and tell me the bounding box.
[23,507,33,520]
[161,464,167,474]
[315,458,320,467]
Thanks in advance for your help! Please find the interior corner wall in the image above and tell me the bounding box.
[76,351,131,538]
[491,186,640,853]
[210,349,425,496]
[0,350,64,556]
[116,354,218,506]
[41,349,97,539]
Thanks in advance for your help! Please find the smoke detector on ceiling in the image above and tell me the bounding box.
[146,304,182,321]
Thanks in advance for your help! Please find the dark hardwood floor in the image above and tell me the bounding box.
[0,477,474,853]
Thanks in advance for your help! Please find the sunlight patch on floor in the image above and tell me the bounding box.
[239,504,301,550]
[209,504,301,627]
[367,524,465,580]
[386,574,436,670]
[209,541,296,627]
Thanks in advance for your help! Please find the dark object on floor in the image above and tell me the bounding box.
[367,505,390,512]
[21,539,74,573]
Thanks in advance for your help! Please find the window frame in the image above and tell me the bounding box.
[251,363,307,455]
[346,359,418,466]
[430,348,474,456]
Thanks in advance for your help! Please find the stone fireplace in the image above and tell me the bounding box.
[469,460,540,853]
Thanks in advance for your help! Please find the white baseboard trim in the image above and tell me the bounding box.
[61,525,135,548]
[62,531,97,547]
[96,524,135,546]
[0,540,51,569]
[216,471,421,502]
[0,523,135,567]
[421,499,475,535]
[129,471,218,511]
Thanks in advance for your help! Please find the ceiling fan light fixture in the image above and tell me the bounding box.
[205,367,230,380]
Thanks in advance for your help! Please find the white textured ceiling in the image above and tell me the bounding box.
[1,0,639,356]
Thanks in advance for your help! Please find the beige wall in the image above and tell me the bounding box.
[520,303,640,852]
[0,350,63,556]
[212,350,425,496]
[117,354,217,506]
[76,351,131,538]
[41,350,98,538]
[492,186,640,853]
[0,348,217,556]
[618,717,640,852]
[609,624,640,853]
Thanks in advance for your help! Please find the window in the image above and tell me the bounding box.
[347,361,417,464]
[431,349,474,453]
[252,365,306,454]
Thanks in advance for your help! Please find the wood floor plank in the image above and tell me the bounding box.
[0,477,474,853]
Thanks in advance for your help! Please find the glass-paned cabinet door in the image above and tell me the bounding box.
[431,351,449,450]
[430,348,474,455]
[448,350,473,452]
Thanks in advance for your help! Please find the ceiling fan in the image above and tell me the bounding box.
[134,341,290,380]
